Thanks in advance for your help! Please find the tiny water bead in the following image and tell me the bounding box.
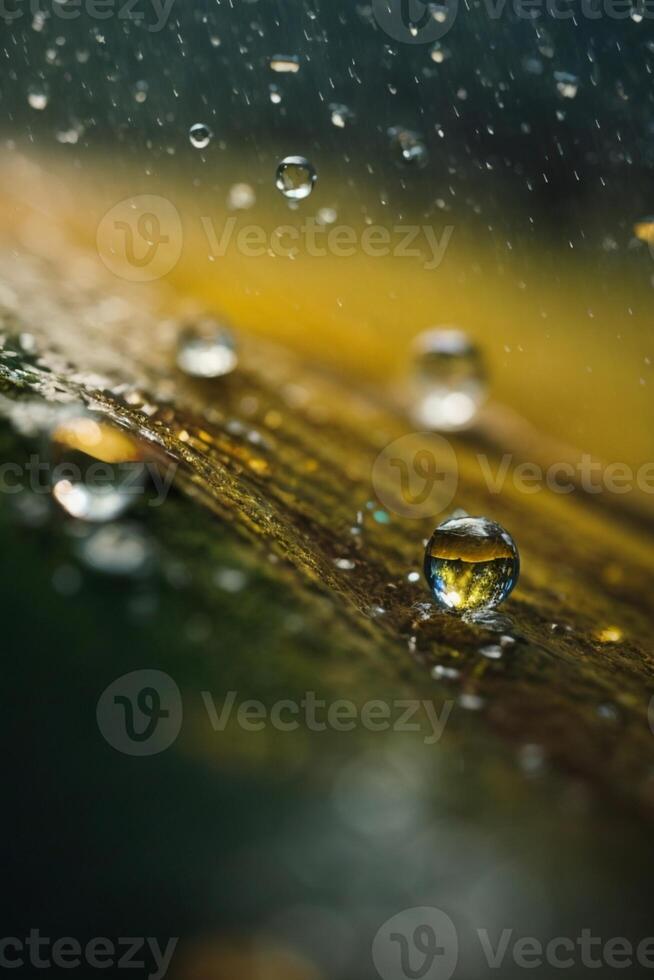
[176,321,238,378]
[189,123,212,149]
[410,327,487,431]
[49,411,146,522]
[275,156,317,201]
[424,516,520,613]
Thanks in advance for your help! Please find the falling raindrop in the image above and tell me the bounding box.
[270,54,300,73]
[554,71,579,99]
[424,516,520,613]
[275,156,317,201]
[388,127,428,168]
[329,103,355,128]
[176,320,238,378]
[27,85,49,110]
[409,327,487,430]
[189,123,213,149]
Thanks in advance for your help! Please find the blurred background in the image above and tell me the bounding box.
[1,1,654,978]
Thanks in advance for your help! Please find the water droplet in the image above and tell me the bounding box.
[227,182,256,210]
[270,54,300,73]
[424,516,520,614]
[176,321,237,378]
[213,567,247,593]
[410,328,487,430]
[388,127,428,168]
[430,43,449,63]
[329,103,355,128]
[77,523,153,576]
[275,156,317,201]
[49,410,146,522]
[133,80,148,103]
[459,691,484,710]
[479,643,503,660]
[431,664,460,680]
[518,743,546,775]
[27,85,48,110]
[554,71,579,99]
[334,557,356,570]
[407,571,421,583]
[189,123,212,149]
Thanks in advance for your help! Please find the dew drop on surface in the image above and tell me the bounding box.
[270,54,300,73]
[388,127,428,168]
[188,122,213,149]
[275,156,317,201]
[27,86,48,110]
[176,321,237,378]
[554,71,579,99]
[77,523,153,576]
[409,327,487,431]
[329,103,355,128]
[424,516,520,614]
[48,410,146,523]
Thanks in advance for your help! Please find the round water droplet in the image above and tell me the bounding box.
[554,71,579,99]
[77,522,154,576]
[189,123,213,149]
[424,516,520,613]
[48,409,146,522]
[410,327,487,431]
[227,182,256,211]
[27,85,49,110]
[329,103,355,128]
[388,127,428,168]
[176,320,237,378]
[275,156,317,201]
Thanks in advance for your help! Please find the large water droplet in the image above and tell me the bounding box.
[424,516,520,613]
[49,410,146,522]
[176,320,238,378]
[189,123,213,149]
[409,328,487,431]
[275,156,317,201]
